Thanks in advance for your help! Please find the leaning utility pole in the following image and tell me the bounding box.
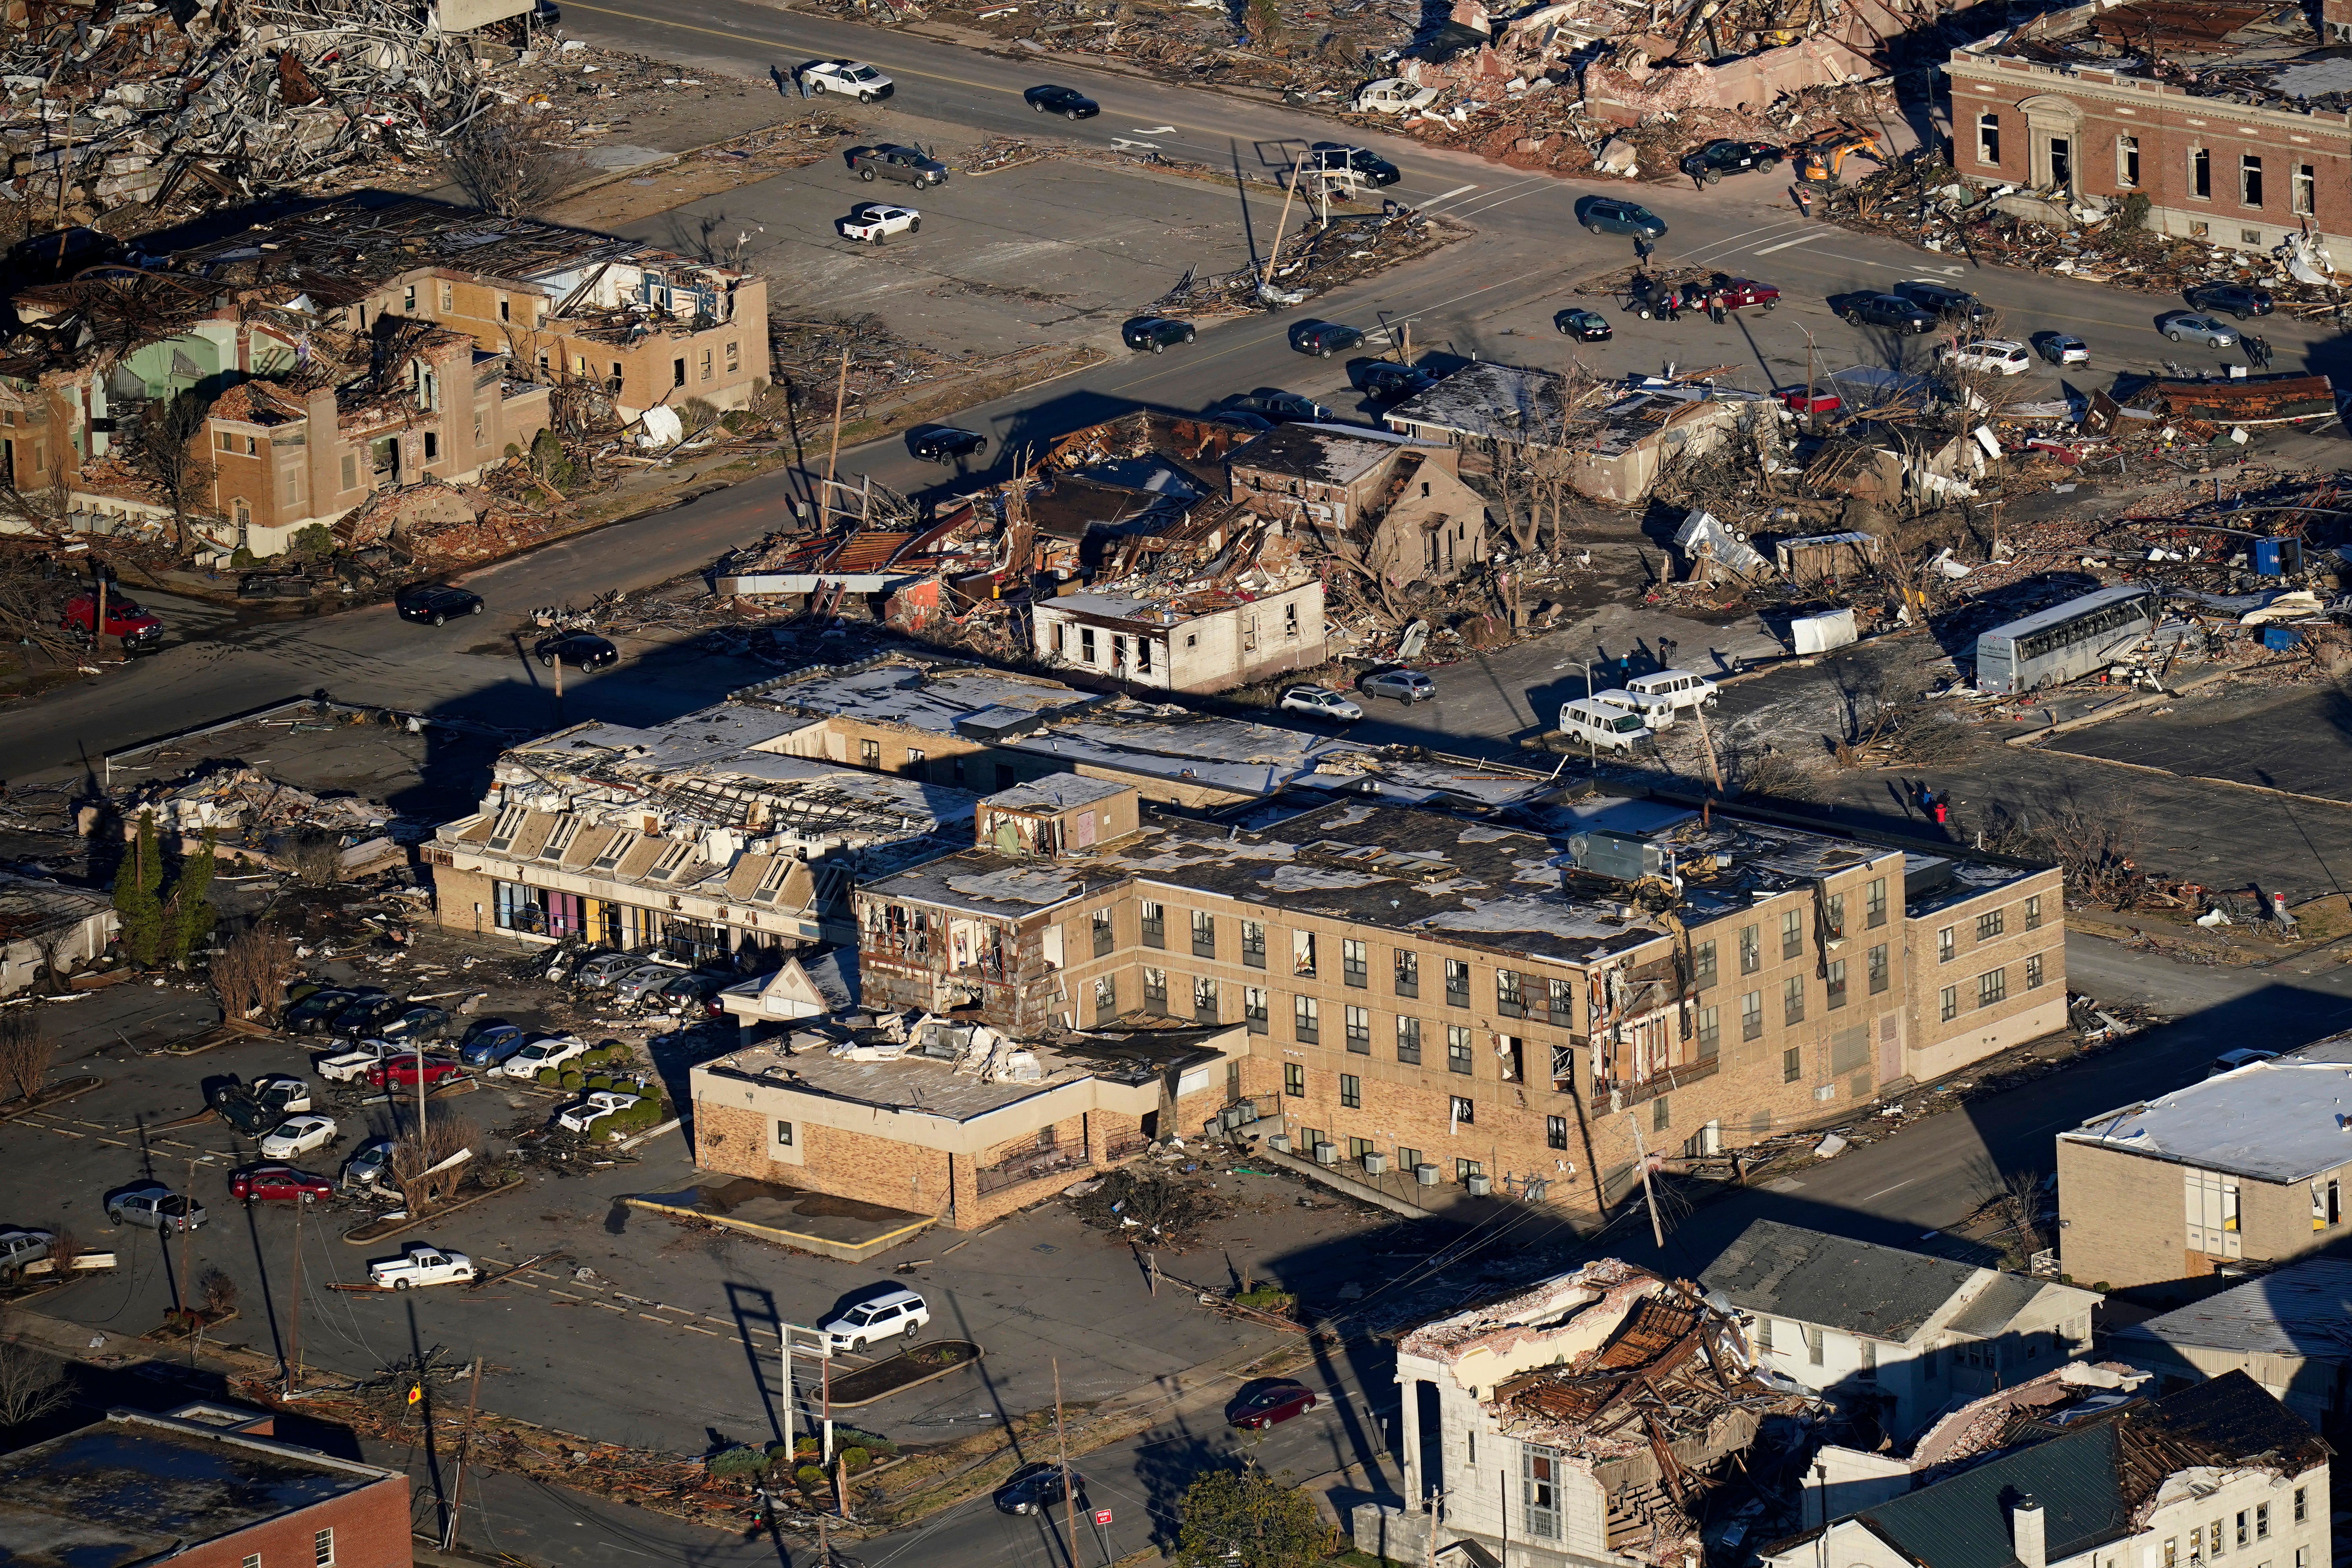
[821,344,851,522]
[285,1194,304,1397]
[1259,170,1304,295]
[1055,1359,1080,1566]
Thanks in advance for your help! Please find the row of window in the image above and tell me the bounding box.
[1289,1119,1497,1185]
[1934,955,2044,1021]
[2160,1495,2303,1568]
[239,1529,336,1568]
[1971,115,2318,216]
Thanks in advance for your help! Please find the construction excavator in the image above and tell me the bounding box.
[1791,124,1887,184]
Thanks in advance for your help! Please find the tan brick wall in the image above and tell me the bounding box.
[696,1099,956,1217]
[1906,870,2067,1080]
[2055,1137,2186,1289]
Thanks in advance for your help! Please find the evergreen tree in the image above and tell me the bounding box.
[111,811,163,967]
[163,829,218,966]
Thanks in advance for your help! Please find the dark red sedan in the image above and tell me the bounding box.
[1228,1380,1320,1431]
[230,1164,334,1204]
[365,1055,467,1090]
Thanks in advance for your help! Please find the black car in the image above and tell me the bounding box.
[396,584,483,625]
[1024,84,1098,119]
[994,1463,1086,1515]
[1211,410,1275,433]
[1554,307,1612,341]
[1219,389,1334,424]
[1308,142,1401,186]
[2183,281,2274,319]
[1838,292,1936,333]
[328,994,407,1038]
[909,425,987,463]
[1289,321,1365,357]
[535,633,619,671]
[1349,359,1435,399]
[1122,315,1196,353]
[1574,195,1667,238]
[1891,279,1990,323]
[1679,138,1781,181]
[285,987,362,1034]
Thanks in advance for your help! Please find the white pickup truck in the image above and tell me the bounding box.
[839,203,920,245]
[318,1040,396,1082]
[368,1243,476,1290]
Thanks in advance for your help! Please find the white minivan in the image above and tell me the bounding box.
[1559,699,1652,752]
[1623,668,1718,713]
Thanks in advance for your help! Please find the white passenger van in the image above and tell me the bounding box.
[1558,698,1652,752]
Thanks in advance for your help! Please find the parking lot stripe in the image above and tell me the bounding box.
[677,1323,720,1337]
[595,1302,626,1314]
[548,1289,583,1301]
[514,1280,539,1289]
[96,1137,128,1147]
[46,1127,83,1138]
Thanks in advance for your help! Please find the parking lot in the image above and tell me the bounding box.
[3,949,1405,1462]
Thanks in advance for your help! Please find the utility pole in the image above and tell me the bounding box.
[286,1194,304,1397]
[1627,1114,1666,1247]
[441,1359,485,1552]
[822,343,851,520]
[178,1155,194,1319]
[1260,170,1303,295]
[1692,701,1726,794]
[780,1324,795,1449]
[1055,1359,1080,1568]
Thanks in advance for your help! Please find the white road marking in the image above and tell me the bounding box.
[1864,1178,1916,1200]
[1752,232,1831,255]
[1133,124,1176,134]
[1110,138,1158,151]
[1418,182,1479,208]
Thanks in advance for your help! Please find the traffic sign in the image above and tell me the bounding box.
[1094,1508,1114,1526]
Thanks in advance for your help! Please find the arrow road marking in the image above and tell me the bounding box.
[1111,138,1160,151]
[1134,124,1177,134]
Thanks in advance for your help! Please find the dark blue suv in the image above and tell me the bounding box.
[1575,196,1667,239]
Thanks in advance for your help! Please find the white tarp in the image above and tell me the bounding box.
[1791,608,1858,655]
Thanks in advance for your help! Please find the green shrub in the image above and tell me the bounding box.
[838,1428,896,1457]
[230,546,258,569]
[586,1074,612,1092]
[841,1446,871,1474]
[794,1437,819,1459]
[794,1465,826,1491]
[1234,1286,1297,1312]
[764,1441,794,1470]
[288,523,335,560]
[558,1068,585,1089]
[535,1067,558,1086]
[707,1445,767,1478]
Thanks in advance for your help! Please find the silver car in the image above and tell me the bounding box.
[1362,668,1437,703]
[2159,311,2238,347]
[576,952,651,990]
[612,962,688,1006]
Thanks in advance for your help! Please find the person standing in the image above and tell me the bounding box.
[1664,287,1681,323]
[1633,233,1654,266]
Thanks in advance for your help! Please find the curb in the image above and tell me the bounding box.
[342,1177,525,1245]
[0,1076,105,1122]
[2004,668,2232,746]
[825,1339,984,1409]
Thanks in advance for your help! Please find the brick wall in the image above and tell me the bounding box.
[697,1099,957,1216]
[1906,870,2068,1082]
[176,1474,412,1568]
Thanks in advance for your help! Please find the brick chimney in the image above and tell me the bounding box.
[2012,1495,2047,1568]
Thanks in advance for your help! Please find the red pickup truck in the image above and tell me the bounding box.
[1708,276,1781,312]
[60,591,163,651]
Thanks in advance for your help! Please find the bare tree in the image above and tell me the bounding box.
[392,1115,480,1215]
[444,102,590,217]
[1980,791,2143,905]
[0,1011,51,1106]
[212,922,297,1024]
[123,390,218,553]
[196,1267,240,1319]
[0,557,81,667]
[0,1313,70,1432]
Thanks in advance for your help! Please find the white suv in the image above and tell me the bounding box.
[820,1288,930,1351]
[1937,338,2030,376]
[1278,685,1363,721]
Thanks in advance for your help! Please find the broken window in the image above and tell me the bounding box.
[1397,1016,1422,1064]
[727,340,741,373]
[2296,164,2316,216]
[700,348,713,381]
[775,1120,795,1147]
[1548,977,1577,1027]
[1740,924,1760,974]
[1345,1005,1370,1054]
[2192,146,2212,200]
[1137,639,1153,675]
[1869,944,1889,995]
[1294,996,1319,1042]
[672,358,687,388]
[1342,938,1367,988]
[2025,894,2043,930]
[2243,154,2264,208]
[1091,975,1117,1023]
[1080,627,1097,664]
[1191,909,1215,958]
[1496,970,1524,1017]
[1938,926,1955,963]
[1143,967,1168,1014]
[859,739,881,770]
[1825,893,1846,939]
[1523,1445,1561,1540]
[1284,602,1299,639]
[1244,987,1267,1033]
[1193,975,1219,1024]
[1444,956,1468,1007]
[1241,920,1266,969]
[1446,1025,1473,1075]
[1866,878,1887,928]
[2026,953,2044,989]
[1450,1097,1474,1128]
[1976,113,2000,166]
[2312,1178,2341,1230]
[1745,991,1765,1042]
[1141,902,1165,949]
[1546,1116,1567,1151]
[2118,134,2140,189]
[1394,949,1418,996]
[1783,976,1804,1025]
[1691,940,1716,989]
[1293,930,1317,977]
[1979,969,2007,1007]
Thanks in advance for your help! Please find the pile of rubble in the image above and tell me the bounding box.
[121,759,402,878]
[4,0,484,228]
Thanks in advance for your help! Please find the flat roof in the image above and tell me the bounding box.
[984,774,1133,812]
[0,1411,397,1568]
[2062,1059,2352,1183]
[2115,1259,2352,1362]
[744,662,1102,736]
[1228,423,1401,484]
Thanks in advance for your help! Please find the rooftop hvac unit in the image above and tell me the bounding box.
[1203,1119,1223,1141]
[1466,1173,1492,1196]
[1220,1107,1245,1130]
[1566,829,1664,882]
[1314,1142,1338,1165]
[1414,1163,1440,1186]
[1362,1153,1389,1176]
[1268,1133,1293,1154]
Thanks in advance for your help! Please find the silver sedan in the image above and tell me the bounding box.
[2158,311,2239,347]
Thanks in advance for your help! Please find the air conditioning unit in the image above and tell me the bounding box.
[1466,1173,1493,1196]
[1414,1163,1440,1186]
[1363,1153,1388,1175]
[1203,1120,1223,1141]
[1220,1107,1245,1130]
[1314,1142,1339,1165]
[1269,1133,1293,1154]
